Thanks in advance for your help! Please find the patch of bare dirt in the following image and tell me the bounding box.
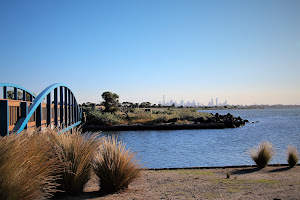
[56,166,300,200]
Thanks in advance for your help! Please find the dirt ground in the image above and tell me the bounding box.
[57,165,300,200]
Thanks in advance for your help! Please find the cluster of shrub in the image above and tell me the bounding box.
[85,108,214,126]
[249,141,299,168]
[0,129,141,200]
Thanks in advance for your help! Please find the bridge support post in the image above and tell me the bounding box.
[68,90,71,126]
[23,90,26,101]
[20,102,28,129]
[3,86,7,99]
[73,97,75,123]
[54,88,58,126]
[14,87,18,100]
[60,86,64,127]
[71,93,74,124]
[47,93,51,127]
[74,101,77,123]
[70,93,73,124]
[79,107,83,122]
[36,104,42,128]
[64,87,68,127]
[0,100,9,136]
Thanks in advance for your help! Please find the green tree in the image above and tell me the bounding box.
[7,90,22,100]
[101,91,119,113]
[7,90,34,101]
[140,102,151,108]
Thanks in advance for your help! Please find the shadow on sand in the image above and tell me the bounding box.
[231,167,261,175]
[231,166,293,175]
[53,191,113,200]
[269,166,292,173]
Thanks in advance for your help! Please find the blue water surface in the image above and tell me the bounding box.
[100,108,300,168]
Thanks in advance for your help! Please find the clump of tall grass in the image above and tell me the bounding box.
[93,136,142,193]
[287,145,299,168]
[249,141,276,168]
[51,128,101,195]
[226,171,231,179]
[0,130,61,200]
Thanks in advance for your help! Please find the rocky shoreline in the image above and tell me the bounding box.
[82,113,248,132]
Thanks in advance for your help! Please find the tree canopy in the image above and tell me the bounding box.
[101,91,119,113]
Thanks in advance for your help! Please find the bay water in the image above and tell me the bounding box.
[101,108,300,168]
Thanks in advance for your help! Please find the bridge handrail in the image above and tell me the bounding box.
[0,83,37,99]
[16,83,80,134]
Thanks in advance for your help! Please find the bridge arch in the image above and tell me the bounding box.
[0,83,82,135]
[0,83,36,101]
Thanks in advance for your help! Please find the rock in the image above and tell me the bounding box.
[194,117,206,123]
[217,113,247,128]
[168,118,178,123]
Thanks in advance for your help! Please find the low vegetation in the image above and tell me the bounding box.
[93,136,142,193]
[86,109,123,125]
[249,141,276,168]
[85,107,214,126]
[287,145,299,167]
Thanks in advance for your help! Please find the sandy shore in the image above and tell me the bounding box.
[55,165,300,200]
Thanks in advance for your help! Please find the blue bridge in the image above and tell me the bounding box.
[0,83,82,136]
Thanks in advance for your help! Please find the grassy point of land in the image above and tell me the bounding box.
[84,107,215,126]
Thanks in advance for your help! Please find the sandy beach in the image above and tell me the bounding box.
[56,165,300,200]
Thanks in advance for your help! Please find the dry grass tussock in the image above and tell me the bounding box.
[287,145,299,167]
[93,136,142,193]
[0,128,142,198]
[249,141,276,168]
[0,129,62,200]
[51,128,102,195]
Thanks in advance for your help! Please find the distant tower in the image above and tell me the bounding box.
[216,98,218,106]
[180,100,184,106]
[163,95,165,106]
[211,99,214,106]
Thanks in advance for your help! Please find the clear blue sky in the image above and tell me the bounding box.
[1,0,299,105]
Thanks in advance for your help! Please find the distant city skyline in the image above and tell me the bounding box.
[1,1,299,105]
[159,96,229,107]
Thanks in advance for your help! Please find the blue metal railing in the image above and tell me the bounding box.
[0,83,82,135]
[0,83,36,101]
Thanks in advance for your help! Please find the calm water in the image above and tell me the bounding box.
[101,108,300,168]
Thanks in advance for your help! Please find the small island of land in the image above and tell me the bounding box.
[81,91,248,132]
[82,107,248,132]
